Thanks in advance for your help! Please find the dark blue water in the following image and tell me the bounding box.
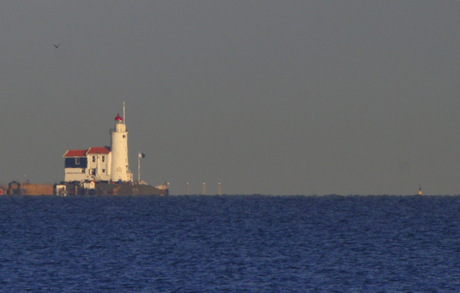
[0,195,458,292]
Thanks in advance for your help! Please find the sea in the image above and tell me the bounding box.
[0,195,458,292]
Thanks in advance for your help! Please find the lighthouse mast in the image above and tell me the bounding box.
[110,103,133,182]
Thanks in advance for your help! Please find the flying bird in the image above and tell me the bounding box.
[53,43,60,48]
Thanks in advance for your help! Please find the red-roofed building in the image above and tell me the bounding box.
[63,147,112,182]
[62,108,133,184]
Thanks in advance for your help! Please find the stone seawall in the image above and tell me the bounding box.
[0,182,54,195]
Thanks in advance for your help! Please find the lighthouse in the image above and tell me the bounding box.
[110,108,133,182]
[59,103,169,195]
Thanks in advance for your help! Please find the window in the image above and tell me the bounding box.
[102,169,106,173]
[75,158,80,165]
[102,156,105,162]
[90,169,96,175]
[92,156,96,162]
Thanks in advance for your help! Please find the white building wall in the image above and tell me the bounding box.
[107,152,112,179]
[87,153,112,181]
[64,167,87,182]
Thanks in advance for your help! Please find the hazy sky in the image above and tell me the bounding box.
[0,1,459,195]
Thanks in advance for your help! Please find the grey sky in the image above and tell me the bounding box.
[0,1,459,195]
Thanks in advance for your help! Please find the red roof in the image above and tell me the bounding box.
[64,149,87,157]
[87,147,110,154]
[115,113,123,121]
[64,147,111,157]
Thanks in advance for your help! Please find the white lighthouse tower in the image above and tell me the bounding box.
[110,105,133,183]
